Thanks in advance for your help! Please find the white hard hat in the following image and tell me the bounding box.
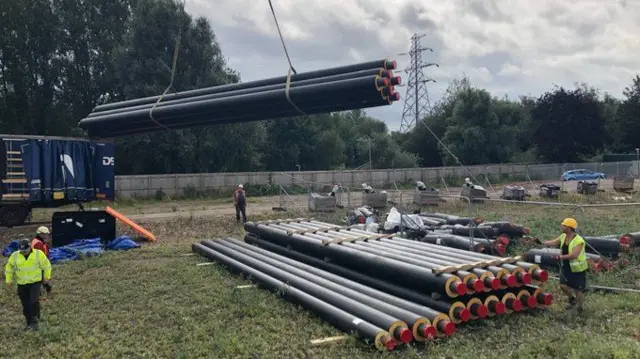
[37,226,50,235]
[238,184,243,188]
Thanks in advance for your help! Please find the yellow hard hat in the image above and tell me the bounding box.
[36,226,50,235]
[561,218,577,229]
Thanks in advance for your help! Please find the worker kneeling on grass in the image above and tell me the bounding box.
[32,226,53,297]
[4,239,52,330]
[543,218,588,313]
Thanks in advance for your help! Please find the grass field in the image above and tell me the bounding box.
[1,197,640,359]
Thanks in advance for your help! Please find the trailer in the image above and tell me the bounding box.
[0,134,115,227]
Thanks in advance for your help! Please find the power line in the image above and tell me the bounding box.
[398,33,438,134]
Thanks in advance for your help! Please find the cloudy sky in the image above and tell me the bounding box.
[185,0,639,131]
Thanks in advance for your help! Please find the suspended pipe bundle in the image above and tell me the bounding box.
[79,59,400,138]
[192,242,399,351]
[422,232,508,256]
[583,236,630,258]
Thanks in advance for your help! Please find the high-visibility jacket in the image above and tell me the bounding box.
[559,233,588,273]
[32,237,50,258]
[4,249,52,285]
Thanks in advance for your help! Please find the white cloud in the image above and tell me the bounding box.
[185,0,640,130]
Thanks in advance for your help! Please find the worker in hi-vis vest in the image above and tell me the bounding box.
[543,218,588,313]
[4,239,52,330]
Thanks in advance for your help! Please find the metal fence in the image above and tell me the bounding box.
[115,160,639,198]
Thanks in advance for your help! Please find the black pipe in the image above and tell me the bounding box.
[243,234,472,324]
[352,240,485,294]
[523,248,606,269]
[419,213,483,226]
[213,238,453,339]
[191,243,397,351]
[445,226,502,239]
[89,68,394,117]
[86,93,391,137]
[202,239,430,341]
[583,236,627,258]
[192,242,413,344]
[420,233,498,254]
[93,59,397,112]
[80,75,387,127]
[244,222,467,298]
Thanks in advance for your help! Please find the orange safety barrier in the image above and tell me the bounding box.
[105,206,157,242]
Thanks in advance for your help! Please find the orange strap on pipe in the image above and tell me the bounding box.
[105,206,157,242]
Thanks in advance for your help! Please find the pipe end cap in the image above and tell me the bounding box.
[490,277,501,290]
[476,304,489,318]
[460,308,471,322]
[512,299,524,312]
[384,337,397,351]
[526,296,538,308]
[455,282,468,296]
[472,279,485,293]
[398,327,413,344]
[505,274,517,287]
[537,270,549,282]
[423,325,437,340]
[521,272,533,285]
[494,301,506,314]
[443,321,456,336]
[542,293,554,306]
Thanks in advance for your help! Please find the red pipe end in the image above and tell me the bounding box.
[384,337,397,351]
[496,244,507,254]
[472,279,485,293]
[423,325,437,340]
[512,299,524,312]
[455,282,468,296]
[459,308,471,322]
[387,70,394,78]
[497,235,510,245]
[537,270,549,282]
[619,235,631,245]
[476,304,489,318]
[443,321,456,336]
[505,274,517,287]
[398,327,413,344]
[520,272,533,285]
[542,293,553,306]
[490,277,501,291]
[494,301,506,314]
[389,60,398,70]
[393,76,402,86]
[526,296,537,308]
[393,92,400,101]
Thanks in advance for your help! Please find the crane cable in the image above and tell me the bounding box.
[267,0,308,117]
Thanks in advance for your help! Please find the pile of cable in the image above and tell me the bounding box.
[192,218,553,351]
[78,59,401,138]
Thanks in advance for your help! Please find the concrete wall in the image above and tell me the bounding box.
[114,161,638,198]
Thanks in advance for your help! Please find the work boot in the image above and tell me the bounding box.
[565,297,576,310]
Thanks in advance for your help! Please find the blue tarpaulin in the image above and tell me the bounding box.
[2,239,20,257]
[2,235,140,263]
[105,235,140,251]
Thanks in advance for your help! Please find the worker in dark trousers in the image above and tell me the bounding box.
[4,239,52,330]
[32,226,53,297]
[543,218,588,313]
[233,184,247,223]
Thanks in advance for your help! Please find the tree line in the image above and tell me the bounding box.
[1,0,639,175]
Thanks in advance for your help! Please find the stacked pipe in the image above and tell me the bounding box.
[78,59,401,138]
[207,219,553,347]
[417,213,533,253]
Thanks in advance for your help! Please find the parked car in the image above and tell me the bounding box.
[561,169,607,181]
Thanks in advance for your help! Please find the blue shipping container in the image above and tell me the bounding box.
[1,135,115,204]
